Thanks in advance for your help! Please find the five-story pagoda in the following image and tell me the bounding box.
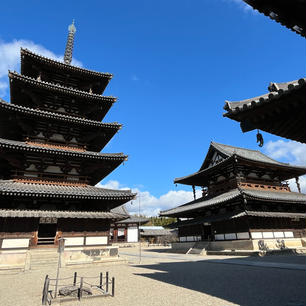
[0,22,135,250]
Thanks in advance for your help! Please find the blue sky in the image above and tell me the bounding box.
[0,0,305,215]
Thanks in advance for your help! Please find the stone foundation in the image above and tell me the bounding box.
[171,238,304,253]
[0,245,120,270]
[62,246,119,265]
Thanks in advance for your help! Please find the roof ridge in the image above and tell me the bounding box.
[211,141,261,155]
[9,71,116,101]
[224,78,305,109]
[211,141,292,166]
[21,48,113,78]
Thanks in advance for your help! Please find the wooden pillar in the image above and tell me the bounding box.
[192,185,196,200]
[295,177,301,193]
[124,227,128,242]
[114,228,118,243]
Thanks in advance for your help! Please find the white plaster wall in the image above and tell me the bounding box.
[237,232,250,239]
[262,232,274,238]
[215,234,225,240]
[127,227,138,243]
[2,239,29,249]
[225,233,237,240]
[85,236,108,245]
[284,231,294,238]
[64,237,84,246]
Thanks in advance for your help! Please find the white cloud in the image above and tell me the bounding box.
[0,39,82,97]
[97,180,202,217]
[225,0,255,14]
[264,140,306,166]
[264,140,306,192]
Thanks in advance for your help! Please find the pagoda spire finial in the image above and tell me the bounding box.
[64,20,77,65]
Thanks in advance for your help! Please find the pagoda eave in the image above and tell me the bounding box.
[9,71,116,102]
[21,48,113,95]
[0,209,124,219]
[0,180,136,201]
[0,138,128,161]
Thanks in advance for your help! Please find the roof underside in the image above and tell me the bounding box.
[224,79,306,143]
[160,188,306,217]
[243,0,306,37]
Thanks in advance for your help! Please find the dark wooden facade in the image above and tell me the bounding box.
[161,142,306,243]
[0,25,135,249]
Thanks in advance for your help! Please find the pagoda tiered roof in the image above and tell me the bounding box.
[0,98,121,151]
[174,142,306,186]
[0,98,120,129]
[9,71,116,103]
[0,138,127,161]
[21,48,112,94]
[0,179,135,201]
[160,188,306,217]
[223,77,306,144]
[243,0,306,37]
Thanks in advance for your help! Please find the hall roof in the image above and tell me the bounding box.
[243,0,306,37]
[160,188,306,217]
[0,208,122,219]
[111,205,149,224]
[223,78,306,143]
[174,142,306,186]
[167,210,306,228]
[0,180,135,201]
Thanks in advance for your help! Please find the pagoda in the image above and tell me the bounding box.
[160,142,306,251]
[0,22,135,252]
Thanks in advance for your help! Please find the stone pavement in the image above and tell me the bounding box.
[0,246,305,306]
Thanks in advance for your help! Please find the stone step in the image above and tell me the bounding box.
[31,260,58,265]
[187,241,209,255]
[31,254,58,259]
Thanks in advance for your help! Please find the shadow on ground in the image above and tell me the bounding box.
[133,257,306,306]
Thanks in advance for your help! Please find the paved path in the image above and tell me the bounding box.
[121,247,306,270]
[0,247,305,306]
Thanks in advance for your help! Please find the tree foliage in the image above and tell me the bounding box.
[145,216,177,227]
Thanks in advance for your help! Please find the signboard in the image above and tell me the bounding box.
[39,217,57,224]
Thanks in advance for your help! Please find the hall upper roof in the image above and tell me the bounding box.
[243,0,306,37]
[223,78,306,143]
[174,142,306,186]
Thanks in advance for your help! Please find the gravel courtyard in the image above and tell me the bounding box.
[0,247,305,306]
